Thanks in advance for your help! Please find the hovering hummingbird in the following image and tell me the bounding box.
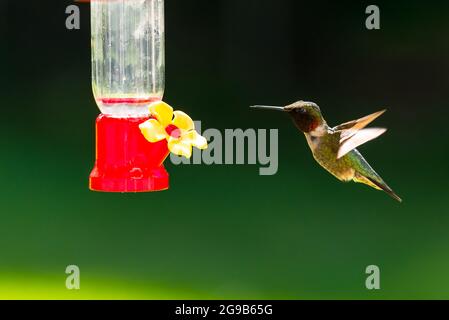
[251,101,401,202]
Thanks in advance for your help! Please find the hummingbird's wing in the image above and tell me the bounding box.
[333,109,387,159]
[337,128,387,159]
[332,109,386,132]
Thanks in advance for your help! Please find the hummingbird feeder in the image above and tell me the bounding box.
[89,0,207,193]
[89,0,168,192]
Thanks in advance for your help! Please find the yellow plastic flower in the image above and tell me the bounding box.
[139,101,208,158]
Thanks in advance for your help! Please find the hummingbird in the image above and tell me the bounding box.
[251,101,401,202]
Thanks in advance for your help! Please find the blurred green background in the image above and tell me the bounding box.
[1,0,449,299]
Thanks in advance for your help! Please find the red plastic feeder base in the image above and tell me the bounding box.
[89,114,170,192]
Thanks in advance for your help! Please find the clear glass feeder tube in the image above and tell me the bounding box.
[91,0,165,117]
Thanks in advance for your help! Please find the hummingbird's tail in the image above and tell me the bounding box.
[354,173,402,202]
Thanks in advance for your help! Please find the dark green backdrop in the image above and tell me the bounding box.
[1,0,449,298]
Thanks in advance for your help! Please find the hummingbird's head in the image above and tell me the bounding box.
[250,100,325,133]
[284,101,324,133]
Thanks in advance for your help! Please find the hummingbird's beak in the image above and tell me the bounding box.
[250,105,286,112]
